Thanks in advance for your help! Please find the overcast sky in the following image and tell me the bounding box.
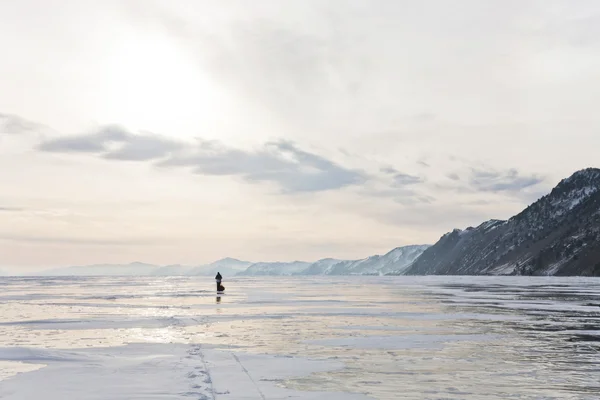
[1,0,599,271]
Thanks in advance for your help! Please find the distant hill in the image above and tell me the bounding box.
[237,261,312,276]
[300,258,346,275]
[405,168,600,276]
[232,245,429,276]
[190,258,253,276]
[328,245,430,276]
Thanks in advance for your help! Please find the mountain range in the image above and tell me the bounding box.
[3,168,600,277]
[23,245,430,277]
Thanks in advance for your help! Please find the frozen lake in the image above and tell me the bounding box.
[0,276,599,399]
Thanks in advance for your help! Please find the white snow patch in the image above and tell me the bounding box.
[488,263,516,275]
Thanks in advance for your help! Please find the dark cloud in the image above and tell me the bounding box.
[469,168,544,192]
[103,134,183,161]
[393,173,424,186]
[158,139,366,193]
[39,127,365,193]
[417,160,430,168]
[38,125,181,160]
[447,173,460,181]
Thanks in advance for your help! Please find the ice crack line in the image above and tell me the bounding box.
[194,344,216,400]
[232,353,267,400]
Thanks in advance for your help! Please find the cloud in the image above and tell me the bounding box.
[379,166,427,187]
[38,125,182,160]
[38,126,365,193]
[394,194,435,206]
[469,167,544,193]
[158,139,366,193]
[380,166,398,175]
[0,113,46,135]
[392,173,424,186]
[371,167,428,203]
[124,5,370,129]
[380,167,424,186]
[447,173,460,181]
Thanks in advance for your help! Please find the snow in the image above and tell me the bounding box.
[564,186,597,210]
[487,263,516,275]
[1,276,599,399]
[325,245,429,275]
[550,183,598,216]
[238,261,312,276]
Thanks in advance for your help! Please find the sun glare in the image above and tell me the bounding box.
[97,32,229,139]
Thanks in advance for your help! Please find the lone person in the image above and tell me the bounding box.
[215,272,224,292]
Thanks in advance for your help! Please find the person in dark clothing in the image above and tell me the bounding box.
[215,272,224,292]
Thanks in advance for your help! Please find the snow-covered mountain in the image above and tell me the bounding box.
[233,245,429,276]
[304,245,430,276]
[405,168,600,276]
[9,247,430,277]
[300,258,345,275]
[152,258,253,277]
[190,258,253,276]
[237,261,311,276]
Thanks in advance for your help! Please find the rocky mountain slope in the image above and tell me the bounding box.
[405,168,600,276]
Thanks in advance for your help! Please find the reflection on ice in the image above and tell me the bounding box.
[0,276,599,399]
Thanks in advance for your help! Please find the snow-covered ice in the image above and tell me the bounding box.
[0,275,599,399]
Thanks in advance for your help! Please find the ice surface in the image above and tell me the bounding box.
[0,344,368,400]
[0,276,599,399]
[307,333,499,350]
